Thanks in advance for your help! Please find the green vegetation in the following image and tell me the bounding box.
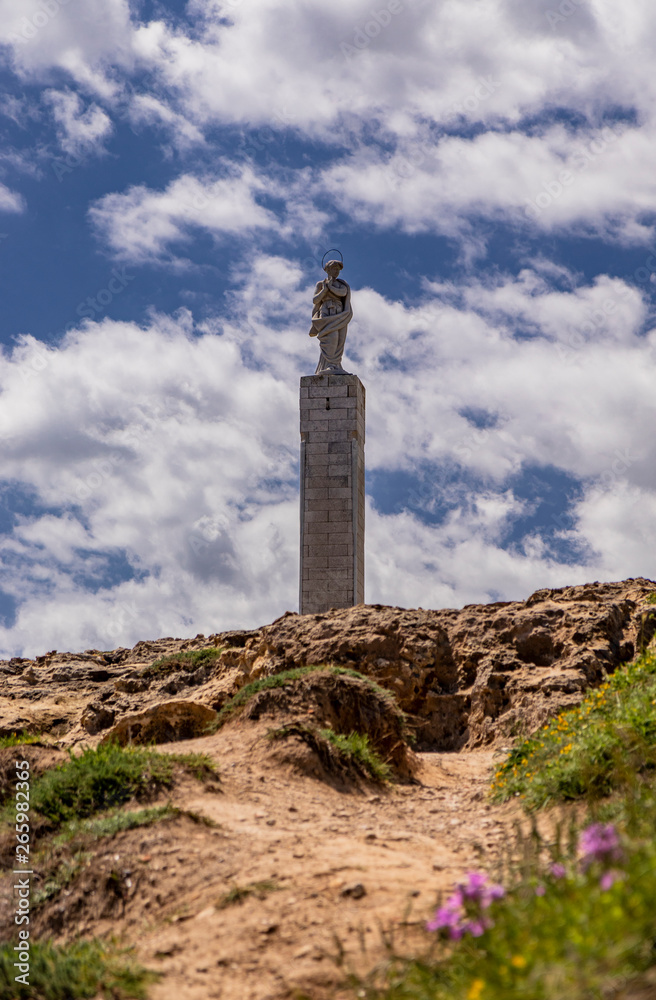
[268,723,392,782]
[0,731,45,748]
[0,938,158,1000]
[143,646,222,676]
[216,879,280,909]
[359,800,656,1000]
[355,648,656,1000]
[320,728,392,782]
[212,662,401,729]
[33,852,90,907]
[490,650,656,809]
[1,743,217,831]
[54,804,179,845]
[34,807,215,909]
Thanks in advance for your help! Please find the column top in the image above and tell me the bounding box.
[300,374,365,388]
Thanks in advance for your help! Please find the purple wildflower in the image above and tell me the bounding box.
[460,871,505,907]
[426,871,505,939]
[600,870,623,891]
[461,871,489,899]
[463,919,487,937]
[535,885,546,896]
[550,863,567,879]
[579,823,623,871]
[426,902,462,934]
[486,883,505,903]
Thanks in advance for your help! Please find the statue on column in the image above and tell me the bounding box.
[309,251,353,374]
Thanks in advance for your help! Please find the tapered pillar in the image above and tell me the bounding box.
[300,374,365,614]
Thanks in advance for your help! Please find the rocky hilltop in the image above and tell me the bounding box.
[1,577,655,1000]
[2,577,654,750]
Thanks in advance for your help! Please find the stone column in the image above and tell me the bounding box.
[299,374,365,614]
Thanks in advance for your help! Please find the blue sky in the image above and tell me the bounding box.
[1,0,656,657]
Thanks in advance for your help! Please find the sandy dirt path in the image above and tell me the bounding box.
[108,725,525,1000]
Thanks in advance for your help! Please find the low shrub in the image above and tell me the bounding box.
[54,804,178,845]
[143,647,222,677]
[0,938,158,999]
[490,649,656,809]
[320,728,392,783]
[1,744,216,831]
[0,731,45,748]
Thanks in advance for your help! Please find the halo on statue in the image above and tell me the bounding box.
[322,248,344,270]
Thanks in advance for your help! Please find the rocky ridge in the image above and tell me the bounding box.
[1,577,654,750]
[2,577,656,1000]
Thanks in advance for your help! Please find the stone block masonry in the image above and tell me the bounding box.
[300,374,365,614]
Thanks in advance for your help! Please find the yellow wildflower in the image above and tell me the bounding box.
[511,955,526,968]
[467,979,485,1000]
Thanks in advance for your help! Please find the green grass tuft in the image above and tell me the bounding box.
[490,649,656,809]
[0,731,45,748]
[268,723,393,782]
[54,804,179,845]
[28,745,174,826]
[211,663,403,731]
[0,938,158,1000]
[143,646,223,677]
[1,744,217,832]
[320,728,392,782]
[216,879,280,909]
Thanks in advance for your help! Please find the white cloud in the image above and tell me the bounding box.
[0,0,134,98]
[87,166,327,263]
[0,181,24,213]
[4,0,656,655]
[2,0,656,248]
[127,93,204,149]
[43,88,113,156]
[317,120,656,247]
[0,314,301,656]
[88,167,287,263]
[0,0,652,135]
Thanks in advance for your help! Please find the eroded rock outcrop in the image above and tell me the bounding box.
[208,578,656,748]
[1,578,655,750]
